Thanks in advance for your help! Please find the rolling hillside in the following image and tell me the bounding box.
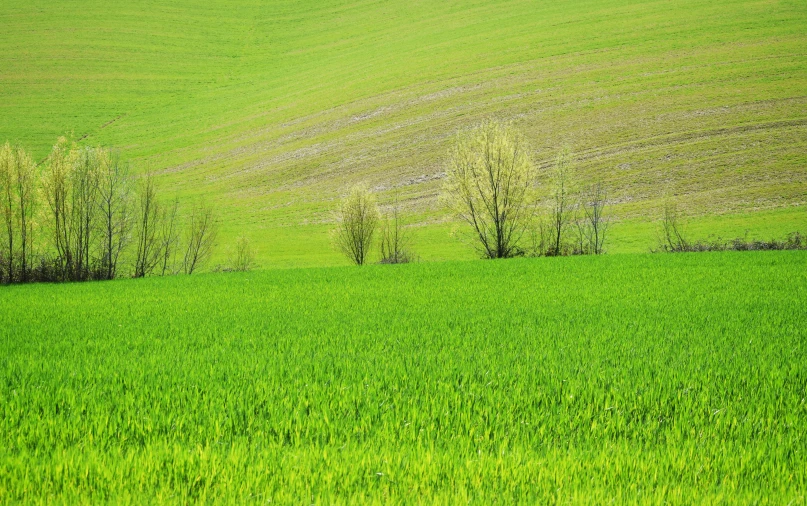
[1,0,805,265]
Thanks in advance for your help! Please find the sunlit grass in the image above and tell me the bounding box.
[1,0,805,267]
[1,251,805,502]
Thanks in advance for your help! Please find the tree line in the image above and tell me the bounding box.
[333,120,805,265]
[0,138,218,284]
[334,121,610,265]
[6,124,797,278]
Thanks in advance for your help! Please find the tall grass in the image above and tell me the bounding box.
[1,252,805,502]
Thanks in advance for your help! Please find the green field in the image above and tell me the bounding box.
[1,252,805,502]
[1,0,806,502]
[1,0,805,266]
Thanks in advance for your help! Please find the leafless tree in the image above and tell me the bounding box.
[443,120,537,259]
[70,147,102,280]
[547,148,575,256]
[97,149,133,280]
[133,172,162,278]
[158,198,181,276]
[579,182,609,254]
[379,193,412,264]
[658,200,689,252]
[334,186,379,266]
[14,148,37,281]
[230,235,255,272]
[528,214,551,257]
[573,211,587,255]
[183,200,217,274]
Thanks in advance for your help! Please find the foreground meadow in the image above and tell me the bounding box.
[1,252,805,503]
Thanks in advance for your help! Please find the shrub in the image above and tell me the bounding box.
[654,231,806,253]
[379,194,413,264]
[656,200,690,252]
[230,236,256,272]
[334,186,379,266]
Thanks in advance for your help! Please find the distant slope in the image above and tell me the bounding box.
[1,0,805,265]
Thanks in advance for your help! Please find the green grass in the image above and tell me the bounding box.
[220,205,807,268]
[2,3,805,502]
[1,0,805,267]
[1,251,805,502]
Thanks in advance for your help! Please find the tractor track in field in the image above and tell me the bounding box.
[536,117,807,169]
[36,114,128,165]
[77,114,127,143]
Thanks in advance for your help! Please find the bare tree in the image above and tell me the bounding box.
[573,211,587,255]
[230,235,255,272]
[443,120,536,259]
[334,186,379,266]
[528,214,551,257]
[97,149,133,280]
[579,182,609,254]
[14,147,36,281]
[547,148,575,256]
[379,193,412,264]
[133,173,162,278]
[70,147,102,280]
[183,200,217,274]
[158,198,181,275]
[658,200,689,252]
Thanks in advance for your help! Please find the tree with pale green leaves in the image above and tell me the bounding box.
[443,120,537,259]
[334,186,379,266]
[0,143,38,282]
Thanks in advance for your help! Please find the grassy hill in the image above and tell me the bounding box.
[1,0,805,266]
